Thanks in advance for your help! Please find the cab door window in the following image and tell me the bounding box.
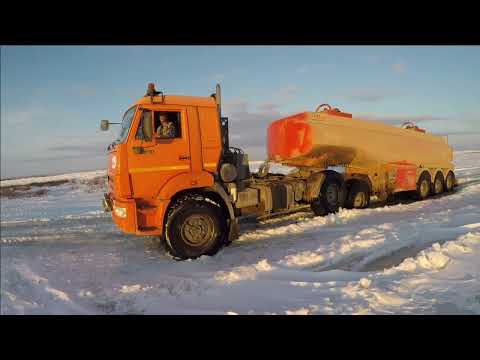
[154,111,181,139]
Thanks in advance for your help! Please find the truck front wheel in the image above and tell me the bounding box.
[164,199,227,260]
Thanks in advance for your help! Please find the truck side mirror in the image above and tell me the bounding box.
[100,120,110,131]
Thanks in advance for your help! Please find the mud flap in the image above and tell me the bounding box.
[226,218,240,245]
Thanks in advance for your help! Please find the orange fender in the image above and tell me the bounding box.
[156,171,215,200]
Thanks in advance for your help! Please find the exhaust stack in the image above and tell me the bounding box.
[215,83,222,117]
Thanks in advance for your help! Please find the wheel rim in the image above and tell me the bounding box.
[181,214,215,247]
[420,180,430,198]
[435,178,443,193]
[353,192,365,208]
[325,183,338,205]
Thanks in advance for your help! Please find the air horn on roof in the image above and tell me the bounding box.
[145,83,165,103]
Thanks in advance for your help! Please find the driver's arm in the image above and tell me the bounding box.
[156,124,175,138]
[165,123,175,138]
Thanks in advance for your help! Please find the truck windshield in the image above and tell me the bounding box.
[116,106,137,143]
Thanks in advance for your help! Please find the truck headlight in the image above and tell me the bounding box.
[114,206,127,218]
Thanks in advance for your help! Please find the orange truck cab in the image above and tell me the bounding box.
[102,84,244,259]
[104,86,224,230]
[101,83,456,260]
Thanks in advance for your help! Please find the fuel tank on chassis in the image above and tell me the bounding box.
[267,111,454,169]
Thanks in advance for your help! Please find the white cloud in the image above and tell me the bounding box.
[268,84,301,105]
[223,98,284,158]
[224,99,249,113]
[256,103,280,112]
[357,113,449,125]
[221,87,300,154]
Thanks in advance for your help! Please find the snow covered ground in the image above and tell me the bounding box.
[1,151,479,315]
[0,170,106,188]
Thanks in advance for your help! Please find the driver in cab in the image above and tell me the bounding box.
[156,113,176,138]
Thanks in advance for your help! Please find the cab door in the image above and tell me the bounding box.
[127,106,191,199]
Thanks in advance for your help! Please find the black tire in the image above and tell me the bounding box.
[416,171,431,200]
[310,199,328,216]
[311,174,345,216]
[432,172,445,195]
[344,181,371,209]
[164,198,227,260]
[445,171,455,192]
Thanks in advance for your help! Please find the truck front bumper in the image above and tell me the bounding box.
[103,193,170,236]
[103,193,137,234]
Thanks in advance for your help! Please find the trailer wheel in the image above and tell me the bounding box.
[345,181,370,209]
[164,199,226,260]
[445,171,455,192]
[416,172,431,200]
[432,172,445,195]
[311,175,345,216]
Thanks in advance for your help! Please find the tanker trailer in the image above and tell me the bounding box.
[267,104,456,209]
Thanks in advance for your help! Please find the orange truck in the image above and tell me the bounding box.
[101,84,456,259]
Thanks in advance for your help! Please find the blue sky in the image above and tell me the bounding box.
[1,46,479,178]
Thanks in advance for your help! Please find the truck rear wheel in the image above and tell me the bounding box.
[432,172,445,195]
[416,172,431,200]
[164,199,226,260]
[445,171,455,192]
[345,181,370,209]
[311,175,345,216]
